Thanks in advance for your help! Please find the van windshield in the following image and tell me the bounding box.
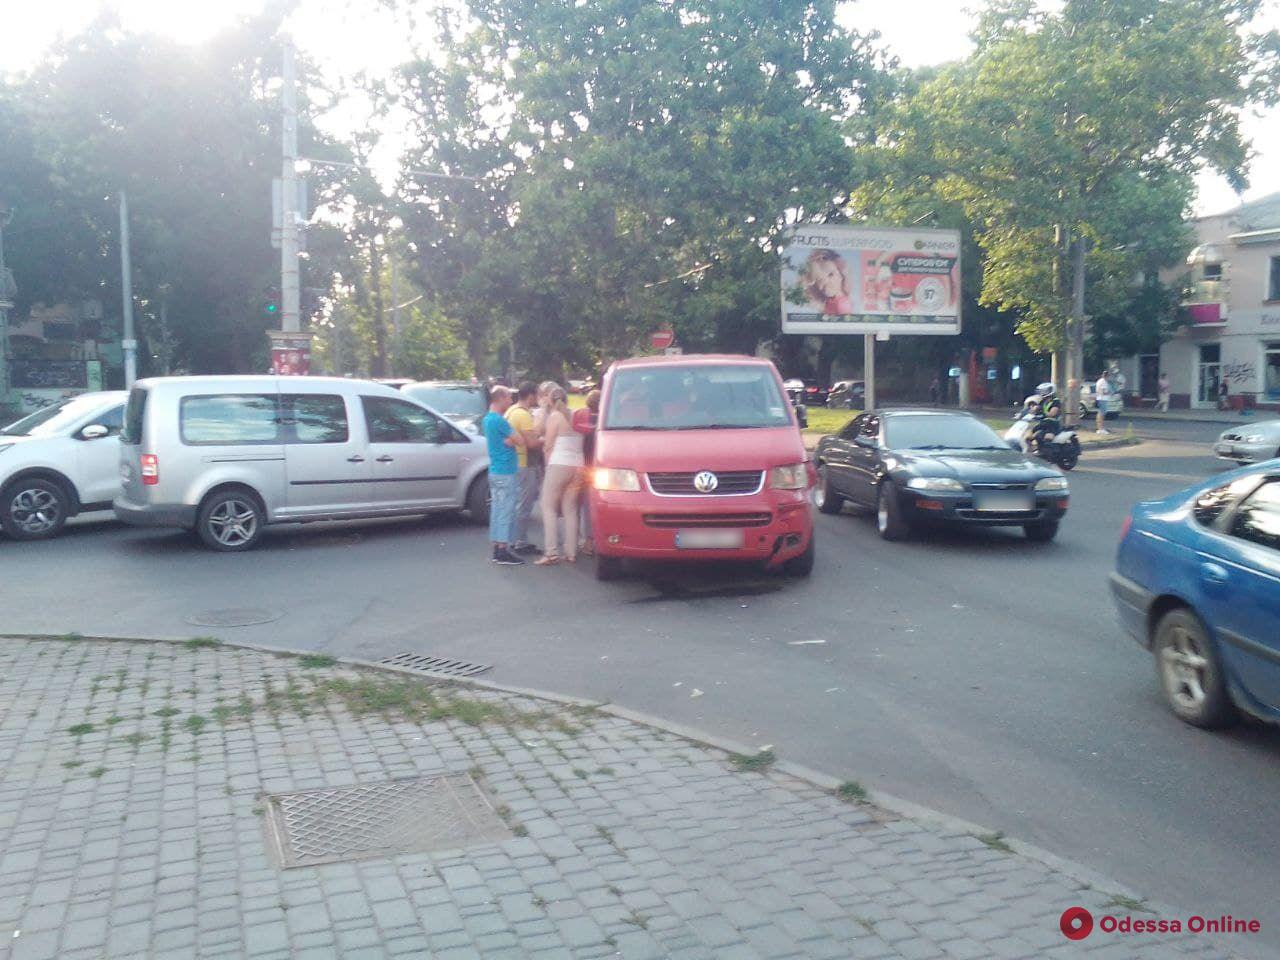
[603,365,792,430]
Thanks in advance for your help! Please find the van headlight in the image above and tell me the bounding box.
[1243,434,1265,443]
[906,477,964,492]
[1035,476,1069,492]
[593,467,641,492]
[768,463,809,490]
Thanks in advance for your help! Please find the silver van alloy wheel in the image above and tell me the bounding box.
[9,486,62,535]
[206,498,259,547]
[813,468,827,509]
[1159,622,1209,711]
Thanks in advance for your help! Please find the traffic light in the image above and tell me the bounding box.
[264,300,279,317]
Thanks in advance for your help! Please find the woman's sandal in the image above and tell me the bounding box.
[564,555,577,564]
[534,555,561,566]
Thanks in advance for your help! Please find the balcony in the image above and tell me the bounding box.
[1182,277,1228,306]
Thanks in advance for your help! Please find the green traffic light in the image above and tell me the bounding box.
[266,303,278,314]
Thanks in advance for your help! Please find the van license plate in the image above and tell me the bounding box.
[676,530,744,549]
[973,491,1033,512]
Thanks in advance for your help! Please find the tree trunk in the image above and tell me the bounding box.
[1067,233,1087,425]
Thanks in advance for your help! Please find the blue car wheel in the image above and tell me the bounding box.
[1153,608,1236,729]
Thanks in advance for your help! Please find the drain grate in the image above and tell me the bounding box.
[264,774,511,868]
[377,652,492,678]
[185,607,282,627]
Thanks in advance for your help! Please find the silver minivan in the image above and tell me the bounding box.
[114,376,491,550]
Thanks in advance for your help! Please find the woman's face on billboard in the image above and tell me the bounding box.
[809,258,843,299]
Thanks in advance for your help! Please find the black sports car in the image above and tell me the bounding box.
[813,409,1070,541]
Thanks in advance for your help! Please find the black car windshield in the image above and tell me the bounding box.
[401,384,486,421]
[1,395,106,437]
[885,414,1005,450]
[604,365,792,430]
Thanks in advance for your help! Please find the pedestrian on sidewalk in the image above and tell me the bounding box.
[482,386,524,565]
[1157,371,1170,412]
[535,384,584,566]
[1094,371,1113,434]
[929,376,941,406]
[1218,377,1230,411]
[506,382,544,556]
[572,388,601,557]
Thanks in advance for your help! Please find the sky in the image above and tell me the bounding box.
[2,0,1278,217]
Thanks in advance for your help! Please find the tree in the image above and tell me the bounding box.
[874,0,1280,412]
[391,0,892,376]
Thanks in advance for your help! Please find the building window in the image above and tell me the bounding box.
[1203,262,1223,281]
[1270,256,1280,302]
[1266,343,1280,401]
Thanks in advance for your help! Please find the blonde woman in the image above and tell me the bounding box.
[535,384,585,565]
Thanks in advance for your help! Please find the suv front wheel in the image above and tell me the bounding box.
[197,489,266,552]
[1,477,70,540]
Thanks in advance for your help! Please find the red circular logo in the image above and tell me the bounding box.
[1060,907,1094,940]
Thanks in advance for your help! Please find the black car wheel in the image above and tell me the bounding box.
[1,477,70,540]
[814,465,844,515]
[783,533,815,577]
[875,483,910,541]
[1023,520,1059,542]
[197,489,265,552]
[1153,608,1236,729]
[465,475,490,525]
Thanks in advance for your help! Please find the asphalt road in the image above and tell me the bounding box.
[4,426,1280,952]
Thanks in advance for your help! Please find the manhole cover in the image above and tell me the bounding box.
[185,607,283,627]
[264,774,511,868]
[378,652,492,678]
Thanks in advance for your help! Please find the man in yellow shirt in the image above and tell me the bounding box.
[506,382,544,554]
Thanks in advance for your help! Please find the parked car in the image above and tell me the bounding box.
[1110,462,1280,728]
[802,380,829,406]
[1078,381,1123,420]
[782,378,805,403]
[114,376,490,551]
[568,379,595,395]
[400,381,489,433]
[813,409,1069,542]
[827,380,865,409]
[1214,421,1280,466]
[589,354,814,580]
[0,391,128,540]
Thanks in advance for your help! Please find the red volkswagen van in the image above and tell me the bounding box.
[589,355,815,580]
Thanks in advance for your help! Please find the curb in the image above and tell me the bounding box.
[3,629,1173,913]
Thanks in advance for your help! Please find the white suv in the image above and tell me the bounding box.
[0,391,129,540]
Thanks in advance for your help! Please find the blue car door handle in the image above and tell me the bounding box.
[1200,562,1229,586]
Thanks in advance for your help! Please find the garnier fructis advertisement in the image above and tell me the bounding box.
[780,225,962,336]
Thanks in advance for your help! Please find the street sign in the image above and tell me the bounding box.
[651,328,675,350]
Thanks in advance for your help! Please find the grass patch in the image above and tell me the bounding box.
[623,912,650,930]
[184,714,208,734]
[62,759,83,769]
[88,767,107,778]
[1105,894,1153,914]
[104,715,125,727]
[183,636,220,650]
[596,766,616,777]
[803,407,859,436]
[854,915,877,933]
[976,831,1014,855]
[836,780,869,803]
[154,707,181,718]
[572,768,589,779]
[298,654,337,669]
[59,632,85,642]
[67,722,94,736]
[211,704,236,724]
[729,748,776,772]
[121,732,150,747]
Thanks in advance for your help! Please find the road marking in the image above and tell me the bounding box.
[1074,465,1205,482]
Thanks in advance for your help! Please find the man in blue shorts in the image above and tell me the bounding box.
[482,386,524,565]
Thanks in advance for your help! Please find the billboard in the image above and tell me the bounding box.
[780,225,962,335]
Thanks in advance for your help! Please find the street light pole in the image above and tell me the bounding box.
[280,40,301,334]
[0,204,14,405]
[119,191,138,387]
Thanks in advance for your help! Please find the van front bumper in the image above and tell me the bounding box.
[113,497,198,530]
[590,488,813,566]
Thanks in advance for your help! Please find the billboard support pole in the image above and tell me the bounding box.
[864,334,876,411]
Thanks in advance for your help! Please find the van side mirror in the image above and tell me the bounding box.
[854,436,877,449]
[80,424,110,440]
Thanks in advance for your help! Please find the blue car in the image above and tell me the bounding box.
[1110,461,1280,728]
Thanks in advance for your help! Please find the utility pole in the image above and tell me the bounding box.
[280,40,300,333]
[389,249,400,377]
[370,236,387,377]
[1067,234,1087,423]
[863,334,876,410]
[119,192,138,387]
[0,204,15,405]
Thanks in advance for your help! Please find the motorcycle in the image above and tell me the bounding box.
[1004,390,1080,471]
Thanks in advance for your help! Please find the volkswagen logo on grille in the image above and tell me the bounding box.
[693,471,719,493]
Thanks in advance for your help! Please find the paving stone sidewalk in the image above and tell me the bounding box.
[0,637,1262,960]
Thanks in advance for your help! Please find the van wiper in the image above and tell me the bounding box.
[672,423,768,430]
[602,425,667,431]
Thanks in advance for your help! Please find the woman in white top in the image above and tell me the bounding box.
[536,384,584,565]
